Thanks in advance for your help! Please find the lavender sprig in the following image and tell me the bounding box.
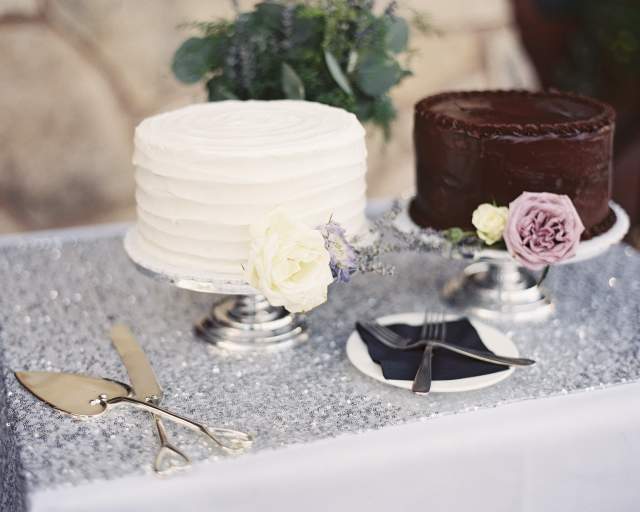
[281,5,295,51]
[382,200,483,259]
[319,221,359,283]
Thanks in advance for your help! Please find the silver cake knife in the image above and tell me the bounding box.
[110,324,191,474]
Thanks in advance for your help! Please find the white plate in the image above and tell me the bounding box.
[346,312,517,393]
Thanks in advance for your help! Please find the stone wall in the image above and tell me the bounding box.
[0,0,536,233]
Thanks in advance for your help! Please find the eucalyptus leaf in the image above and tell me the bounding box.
[172,37,219,84]
[387,17,409,53]
[355,52,403,97]
[347,50,359,74]
[324,50,354,96]
[281,62,305,99]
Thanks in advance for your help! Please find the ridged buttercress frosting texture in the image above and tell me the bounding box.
[129,100,368,278]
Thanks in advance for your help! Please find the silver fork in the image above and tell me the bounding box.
[359,322,535,367]
[412,312,446,393]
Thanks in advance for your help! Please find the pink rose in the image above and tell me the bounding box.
[504,192,585,271]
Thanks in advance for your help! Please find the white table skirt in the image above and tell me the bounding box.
[32,380,640,512]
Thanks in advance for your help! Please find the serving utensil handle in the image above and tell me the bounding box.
[152,414,190,474]
[105,396,252,453]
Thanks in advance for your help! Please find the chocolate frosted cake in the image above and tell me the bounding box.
[410,90,616,238]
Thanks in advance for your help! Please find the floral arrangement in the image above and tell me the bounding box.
[386,191,586,273]
[245,209,367,313]
[244,193,584,312]
[472,192,585,270]
[172,0,427,136]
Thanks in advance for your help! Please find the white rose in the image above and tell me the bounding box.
[472,203,509,245]
[246,208,334,313]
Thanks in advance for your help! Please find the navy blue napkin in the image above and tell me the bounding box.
[356,320,506,381]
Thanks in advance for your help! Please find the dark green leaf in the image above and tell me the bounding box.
[324,50,353,96]
[172,37,219,84]
[355,52,403,97]
[355,100,374,121]
[281,62,305,99]
[387,17,409,53]
[371,95,397,139]
[255,2,285,31]
[290,15,321,46]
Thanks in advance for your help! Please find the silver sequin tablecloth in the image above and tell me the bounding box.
[1,226,639,508]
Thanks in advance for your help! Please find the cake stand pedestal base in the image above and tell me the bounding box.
[195,294,308,351]
[442,260,553,322]
[394,200,629,323]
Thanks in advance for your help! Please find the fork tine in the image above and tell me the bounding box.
[364,323,385,341]
[367,322,404,345]
[440,312,447,342]
[429,312,437,341]
[420,305,430,340]
[422,312,430,341]
[432,312,439,340]
[431,312,437,340]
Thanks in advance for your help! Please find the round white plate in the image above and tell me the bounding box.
[394,199,630,265]
[346,312,517,393]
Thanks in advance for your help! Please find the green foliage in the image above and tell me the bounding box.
[281,62,306,99]
[386,17,409,53]
[172,0,427,137]
[172,37,222,83]
[356,51,406,97]
[324,50,354,95]
[443,227,476,245]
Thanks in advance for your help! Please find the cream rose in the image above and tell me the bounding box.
[472,203,509,245]
[245,208,334,313]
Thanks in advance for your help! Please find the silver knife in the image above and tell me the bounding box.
[110,324,190,473]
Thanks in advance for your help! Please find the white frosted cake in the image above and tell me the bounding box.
[125,100,368,283]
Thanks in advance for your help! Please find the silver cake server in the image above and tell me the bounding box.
[15,371,252,454]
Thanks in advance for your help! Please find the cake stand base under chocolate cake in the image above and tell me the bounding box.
[395,199,630,322]
[410,90,616,239]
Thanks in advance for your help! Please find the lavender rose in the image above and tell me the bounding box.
[504,192,585,270]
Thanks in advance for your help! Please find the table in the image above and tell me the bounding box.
[1,222,639,512]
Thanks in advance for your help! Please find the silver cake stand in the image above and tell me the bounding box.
[395,200,630,322]
[124,229,307,351]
